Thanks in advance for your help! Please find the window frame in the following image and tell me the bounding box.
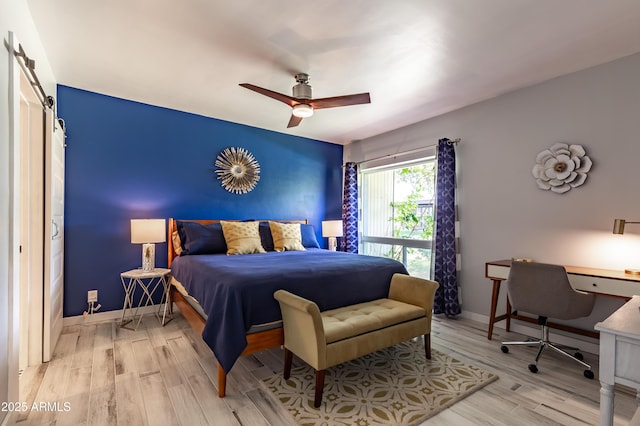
[358,150,436,276]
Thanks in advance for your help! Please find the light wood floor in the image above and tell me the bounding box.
[11,312,637,426]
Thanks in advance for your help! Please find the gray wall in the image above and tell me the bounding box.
[346,52,640,338]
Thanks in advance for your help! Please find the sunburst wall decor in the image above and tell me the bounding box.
[215,147,261,194]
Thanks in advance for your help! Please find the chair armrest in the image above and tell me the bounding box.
[388,273,440,315]
[274,290,327,369]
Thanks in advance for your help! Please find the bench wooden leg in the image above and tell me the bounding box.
[217,364,227,397]
[424,334,431,360]
[283,348,292,379]
[314,370,326,408]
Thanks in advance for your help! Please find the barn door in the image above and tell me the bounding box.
[42,108,65,362]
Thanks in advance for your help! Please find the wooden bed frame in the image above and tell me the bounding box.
[167,218,308,397]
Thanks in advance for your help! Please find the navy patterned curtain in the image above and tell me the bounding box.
[341,162,358,253]
[433,138,461,316]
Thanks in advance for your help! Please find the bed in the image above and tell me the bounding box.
[167,218,408,397]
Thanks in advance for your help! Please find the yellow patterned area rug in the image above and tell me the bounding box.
[262,341,498,426]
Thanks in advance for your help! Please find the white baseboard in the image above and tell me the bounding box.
[63,305,599,355]
[63,304,174,326]
[459,310,599,355]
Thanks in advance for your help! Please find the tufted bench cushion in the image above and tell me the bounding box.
[322,299,426,344]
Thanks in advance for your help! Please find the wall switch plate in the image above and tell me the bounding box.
[87,290,98,303]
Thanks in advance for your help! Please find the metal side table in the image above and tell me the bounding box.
[120,268,171,330]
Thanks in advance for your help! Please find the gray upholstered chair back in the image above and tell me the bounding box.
[507,261,595,320]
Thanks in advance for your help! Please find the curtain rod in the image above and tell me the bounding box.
[14,43,51,108]
[351,138,460,166]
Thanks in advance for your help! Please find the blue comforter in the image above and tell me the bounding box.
[170,249,407,372]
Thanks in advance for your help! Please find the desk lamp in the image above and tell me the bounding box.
[322,220,343,251]
[131,219,166,272]
[612,219,640,275]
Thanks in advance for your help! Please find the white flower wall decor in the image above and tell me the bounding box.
[532,143,592,194]
[215,147,261,194]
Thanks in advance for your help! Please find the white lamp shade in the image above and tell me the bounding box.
[322,220,343,238]
[131,219,166,243]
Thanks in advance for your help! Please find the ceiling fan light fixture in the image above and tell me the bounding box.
[292,104,314,118]
[239,75,370,128]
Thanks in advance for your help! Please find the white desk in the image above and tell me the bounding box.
[594,295,640,426]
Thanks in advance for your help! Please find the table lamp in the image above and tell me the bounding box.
[322,220,343,251]
[612,218,640,274]
[131,219,166,272]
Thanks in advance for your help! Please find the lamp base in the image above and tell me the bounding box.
[624,268,640,275]
[142,243,156,272]
[328,237,337,252]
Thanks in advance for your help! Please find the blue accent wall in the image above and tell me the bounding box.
[58,86,343,317]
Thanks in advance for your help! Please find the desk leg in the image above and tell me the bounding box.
[599,383,614,426]
[488,279,502,340]
[505,297,511,332]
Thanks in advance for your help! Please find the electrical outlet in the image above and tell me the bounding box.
[87,290,98,303]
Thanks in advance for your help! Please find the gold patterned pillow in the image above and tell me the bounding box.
[269,221,306,252]
[220,221,266,255]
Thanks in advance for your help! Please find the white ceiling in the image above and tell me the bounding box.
[26,0,640,145]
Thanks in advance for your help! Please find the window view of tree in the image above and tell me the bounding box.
[361,159,435,278]
[390,164,435,240]
[388,163,435,276]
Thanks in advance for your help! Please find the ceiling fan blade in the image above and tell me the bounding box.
[239,83,297,107]
[287,114,303,128]
[310,92,371,109]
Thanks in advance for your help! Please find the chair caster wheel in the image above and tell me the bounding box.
[574,352,584,361]
[584,370,594,379]
[528,364,538,373]
[500,345,509,353]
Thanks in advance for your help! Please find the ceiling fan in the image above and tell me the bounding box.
[239,73,371,128]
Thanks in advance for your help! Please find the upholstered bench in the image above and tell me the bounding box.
[274,273,439,407]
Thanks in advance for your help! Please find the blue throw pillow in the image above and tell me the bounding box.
[259,222,275,251]
[300,224,321,248]
[177,221,227,255]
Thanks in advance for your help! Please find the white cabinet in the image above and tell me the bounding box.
[594,295,640,426]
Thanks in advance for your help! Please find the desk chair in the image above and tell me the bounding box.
[500,261,596,379]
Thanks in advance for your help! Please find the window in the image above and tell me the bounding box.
[360,155,436,278]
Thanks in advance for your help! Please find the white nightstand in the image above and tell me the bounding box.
[120,268,172,330]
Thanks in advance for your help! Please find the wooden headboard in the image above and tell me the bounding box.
[167,218,309,267]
